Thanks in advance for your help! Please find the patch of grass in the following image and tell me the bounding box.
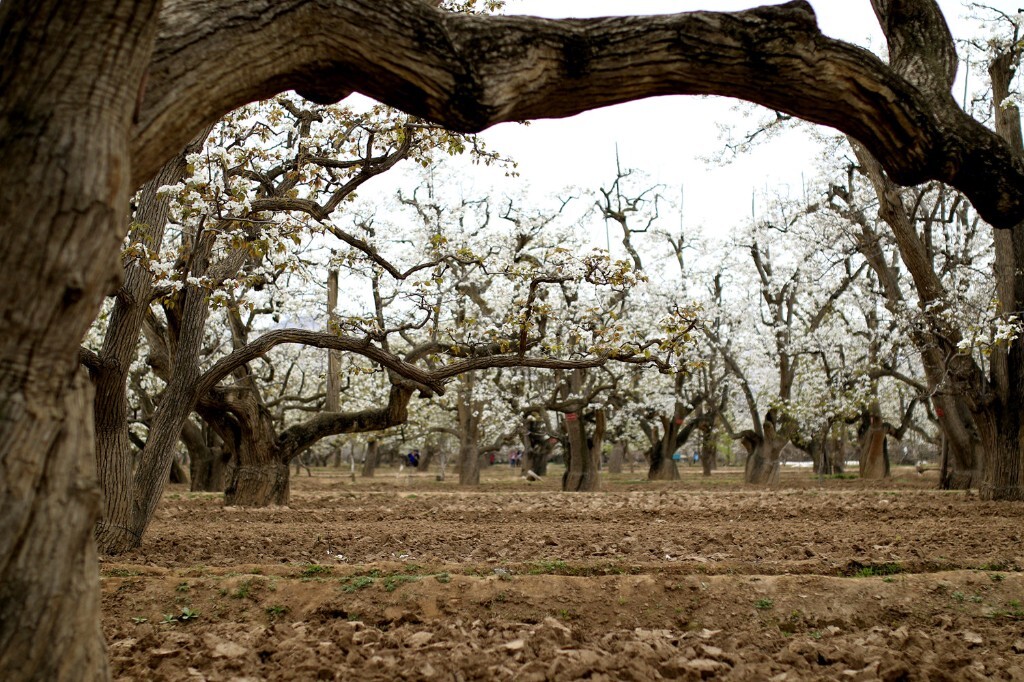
[107,568,140,577]
[829,473,857,480]
[175,581,190,593]
[381,574,419,592]
[952,591,966,603]
[131,616,148,624]
[528,559,569,575]
[846,562,904,578]
[265,605,288,619]
[989,605,1024,620]
[300,564,333,579]
[755,598,774,610]
[340,575,375,593]
[979,560,1018,572]
[232,578,259,600]
[435,573,451,584]
[989,573,1005,582]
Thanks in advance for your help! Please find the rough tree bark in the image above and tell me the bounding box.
[90,130,208,549]
[562,410,605,492]
[0,2,158,677]
[95,228,223,554]
[646,417,683,482]
[858,415,890,480]
[740,415,784,486]
[646,404,709,481]
[183,419,228,492]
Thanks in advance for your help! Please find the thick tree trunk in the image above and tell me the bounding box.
[96,286,213,553]
[93,144,195,548]
[225,461,290,506]
[976,411,1024,501]
[819,427,846,476]
[418,443,434,472]
[184,421,228,493]
[458,441,481,486]
[222,409,291,506]
[190,447,228,492]
[741,429,782,486]
[562,411,604,492]
[700,429,717,477]
[0,371,110,680]
[362,439,380,478]
[523,425,554,477]
[0,2,158,676]
[859,416,889,480]
[608,441,625,474]
[647,421,682,481]
[169,454,190,484]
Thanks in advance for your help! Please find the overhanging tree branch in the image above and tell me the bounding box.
[134,0,1024,226]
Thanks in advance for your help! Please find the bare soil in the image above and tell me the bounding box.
[101,465,1024,680]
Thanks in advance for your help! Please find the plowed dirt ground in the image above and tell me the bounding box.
[101,465,1024,681]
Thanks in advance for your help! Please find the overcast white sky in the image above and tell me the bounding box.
[458,0,991,244]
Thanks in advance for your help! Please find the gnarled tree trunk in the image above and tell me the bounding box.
[858,415,890,480]
[647,418,682,481]
[0,2,157,676]
[740,420,783,486]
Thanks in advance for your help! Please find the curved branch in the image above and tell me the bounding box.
[79,346,104,376]
[134,0,1024,226]
[195,329,444,397]
[275,384,414,461]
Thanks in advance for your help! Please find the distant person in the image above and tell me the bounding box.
[411,449,420,467]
